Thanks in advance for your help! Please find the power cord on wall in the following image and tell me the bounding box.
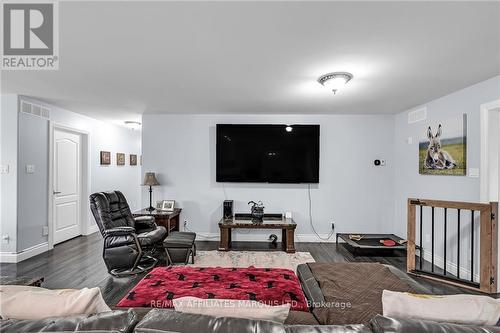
[184,222,219,239]
[308,184,334,241]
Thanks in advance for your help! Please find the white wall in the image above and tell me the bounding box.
[142,114,395,241]
[0,94,18,254]
[1,95,142,261]
[17,96,142,250]
[393,75,500,279]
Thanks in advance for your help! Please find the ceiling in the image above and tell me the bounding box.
[2,1,500,123]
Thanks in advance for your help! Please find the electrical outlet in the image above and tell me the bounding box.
[0,164,9,174]
[331,222,335,230]
[26,164,35,174]
[183,220,188,229]
[42,226,49,236]
[2,235,9,244]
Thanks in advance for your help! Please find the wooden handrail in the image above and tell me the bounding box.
[407,198,498,293]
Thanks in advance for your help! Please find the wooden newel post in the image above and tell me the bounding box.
[489,202,498,293]
[407,198,416,273]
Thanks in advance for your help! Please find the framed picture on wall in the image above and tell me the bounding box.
[419,114,467,176]
[130,154,137,166]
[100,151,111,165]
[117,153,125,166]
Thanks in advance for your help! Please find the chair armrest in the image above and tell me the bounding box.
[134,216,156,227]
[134,216,157,233]
[104,226,136,237]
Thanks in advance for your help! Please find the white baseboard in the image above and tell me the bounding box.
[0,252,18,263]
[0,242,49,263]
[185,231,336,243]
[84,223,99,235]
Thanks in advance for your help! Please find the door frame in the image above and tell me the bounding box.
[479,99,500,293]
[48,123,90,250]
[480,99,500,203]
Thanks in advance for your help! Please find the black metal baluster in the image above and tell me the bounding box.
[419,205,423,270]
[457,209,461,279]
[471,210,474,282]
[444,207,447,275]
[431,206,435,272]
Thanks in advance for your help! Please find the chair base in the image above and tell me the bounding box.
[109,255,158,277]
[165,247,195,266]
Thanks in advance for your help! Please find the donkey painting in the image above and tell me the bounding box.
[424,124,456,170]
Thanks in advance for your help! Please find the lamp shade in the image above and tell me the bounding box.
[143,172,160,186]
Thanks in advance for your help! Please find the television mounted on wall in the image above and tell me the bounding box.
[216,124,320,183]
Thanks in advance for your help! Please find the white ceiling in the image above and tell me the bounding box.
[2,1,500,123]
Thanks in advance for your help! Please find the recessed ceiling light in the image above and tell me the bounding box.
[124,121,141,130]
[285,126,293,132]
[317,72,353,94]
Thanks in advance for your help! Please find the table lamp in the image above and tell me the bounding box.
[143,172,160,211]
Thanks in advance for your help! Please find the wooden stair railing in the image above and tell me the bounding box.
[407,198,498,293]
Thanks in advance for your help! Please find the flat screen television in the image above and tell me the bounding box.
[216,124,320,183]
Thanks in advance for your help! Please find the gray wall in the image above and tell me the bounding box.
[17,113,49,250]
[393,75,500,279]
[0,94,18,253]
[142,114,396,241]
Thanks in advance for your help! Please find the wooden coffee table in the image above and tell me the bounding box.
[218,215,296,253]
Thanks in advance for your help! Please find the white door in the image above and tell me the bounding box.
[53,128,82,244]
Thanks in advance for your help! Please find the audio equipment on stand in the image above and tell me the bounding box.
[223,200,234,221]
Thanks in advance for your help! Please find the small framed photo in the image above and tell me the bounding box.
[117,153,125,166]
[100,151,111,165]
[161,200,175,212]
[130,154,137,166]
[156,201,163,210]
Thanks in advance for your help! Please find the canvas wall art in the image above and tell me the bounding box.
[419,114,467,175]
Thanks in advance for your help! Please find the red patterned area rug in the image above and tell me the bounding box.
[116,266,309,311]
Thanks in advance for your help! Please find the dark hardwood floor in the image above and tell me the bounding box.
[0,233,484,305]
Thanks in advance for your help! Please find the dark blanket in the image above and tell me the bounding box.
[307,262,416,325]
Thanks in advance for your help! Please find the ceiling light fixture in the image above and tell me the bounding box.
[285,125,293,132]
[317,72,353,94]
[124,121,141,130]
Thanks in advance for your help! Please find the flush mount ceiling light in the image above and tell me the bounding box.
[124,121,141,130]
[317,72,353,94]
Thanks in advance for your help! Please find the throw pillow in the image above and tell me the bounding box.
[0,285,111,320]
[173,296,290,323]
[382,290,500,326]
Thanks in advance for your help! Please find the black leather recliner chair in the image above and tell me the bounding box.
[89,191,167,277]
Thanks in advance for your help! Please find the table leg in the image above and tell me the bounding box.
[285,229,296,253]
[282,229,287,252]
[219,227,230,251]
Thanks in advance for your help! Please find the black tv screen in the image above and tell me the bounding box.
[216,124,320,183]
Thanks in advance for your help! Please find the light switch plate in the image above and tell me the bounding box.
[26,164,35,174]
[42,226,49,236]
[469,168,480,178]
[407,137,413,144]
[0,165,9,174]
